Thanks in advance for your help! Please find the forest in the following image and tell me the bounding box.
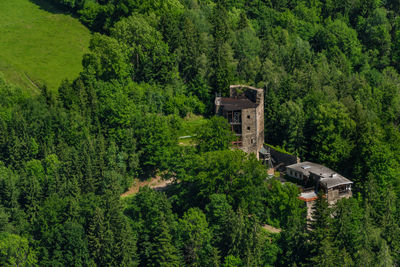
[1,0,400,266]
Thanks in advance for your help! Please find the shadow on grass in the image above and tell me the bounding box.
[29,0,78,18]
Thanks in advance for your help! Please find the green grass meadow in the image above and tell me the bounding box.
[179,114,207,136]
[178,114,207,146]
[0,0,91,92]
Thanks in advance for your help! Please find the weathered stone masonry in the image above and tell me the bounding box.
[215,85,264,158]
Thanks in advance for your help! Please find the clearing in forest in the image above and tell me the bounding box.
[0,0,91,92]
[178,113,207,146]
[121,176,174,197]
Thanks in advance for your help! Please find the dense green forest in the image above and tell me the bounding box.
[1,0,400,266]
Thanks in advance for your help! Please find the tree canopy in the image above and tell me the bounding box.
[1,0,400,265]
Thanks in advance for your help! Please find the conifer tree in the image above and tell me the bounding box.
[179,208,219,266]
[19,160,44,222]
[205,194,235,258]
[87,207,113,266]
[277,212,308,266]
[308,192,337,265]
[332,198,363,256]
[380,187,400,264]
[126,188,181,266]
[229,209,264,266]
[210,0,234,95]
[150,216,182,267]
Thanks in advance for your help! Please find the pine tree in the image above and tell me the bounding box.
[229,209,264,266]
[149,215,182,267]
[179,16,200,83]
[277,212,308,266]
[19,160,44,222]
[179,208,219,266]
[308,193,337,265]
[205,194,235,258]
[210,0,234,95]
[338,248,354,267]
[87,207,110,265]
[380,187,400,264]
[126,188,180,266]
[332,197,363,256]
[310,238,340,267]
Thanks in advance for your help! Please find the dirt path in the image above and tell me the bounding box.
[262,224,282,234]
[121,176,174,197]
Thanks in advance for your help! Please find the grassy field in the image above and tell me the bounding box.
[0,0,91,92]
[178,114,207,146]
[179,113,207,136]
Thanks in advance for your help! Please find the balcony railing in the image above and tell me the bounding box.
[232,136,243,147]
[232,141,243,147]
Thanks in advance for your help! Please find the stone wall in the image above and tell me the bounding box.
[264,144,300,168]
[256,91,264,156]
[327,189,352,204]
[241,108,258,155]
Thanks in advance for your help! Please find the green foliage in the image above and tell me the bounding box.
[307,193,338,266]
[0,232,37,266]
[33,195,90,266]
[265,143,294,156]
[233,25,261,83]
[3,0,400,266]
[228,209,266,266]
[210,1,235,94]
[134,114,180,176]
[357,8,392,68]
[172,150,267,211]
[306,101,356,170]
[178,208,219,266]
[125,187,182,266]
[223,255,242,267]
[83,33,129,81]
[177,14,210,100]
[261,179,305,228]
[170,149,304,235]
[111,14,176,83]
[195,116,235,152]
[277,207,308,266]
[150,218,182,267]
[205,194,235,258]
[179,114,207,136]
[313,18,363,66]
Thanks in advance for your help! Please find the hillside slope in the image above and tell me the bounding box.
[0,0,90,91]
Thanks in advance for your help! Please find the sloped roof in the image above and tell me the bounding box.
[219,97,259,111]
[286,161,353,189]
[319,176,353,189]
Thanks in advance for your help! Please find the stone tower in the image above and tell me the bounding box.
[215,85,264,158]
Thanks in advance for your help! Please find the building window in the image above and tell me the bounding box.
[251,138,255,144]
[339,186,349,194]
[247,127,250,131]
[226,111,242,124]
[247,115,250,119]
[233,112,241,123]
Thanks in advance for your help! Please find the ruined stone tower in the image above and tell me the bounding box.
[215,85,264,158]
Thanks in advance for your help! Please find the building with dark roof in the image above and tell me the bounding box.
[215,85,264,158]
[286,161,353,203]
